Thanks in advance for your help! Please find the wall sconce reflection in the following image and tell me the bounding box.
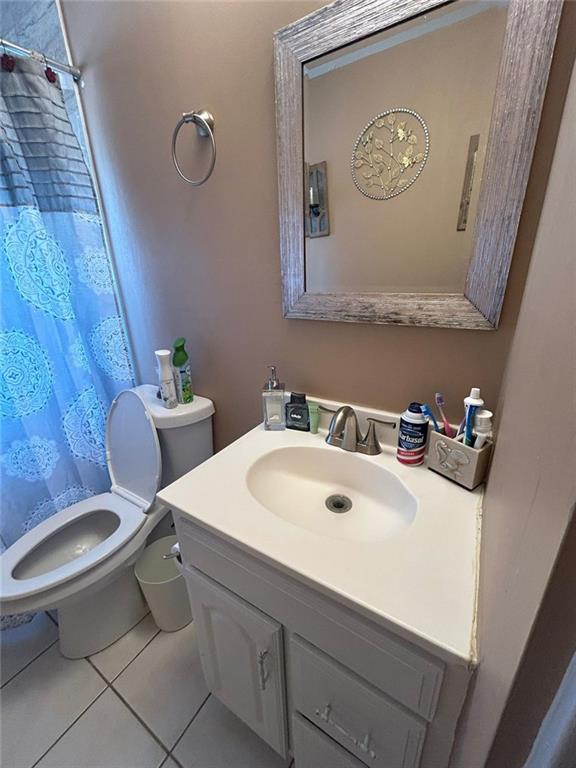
[306,161,330,238]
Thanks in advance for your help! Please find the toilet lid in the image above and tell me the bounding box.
[106,389,162,511]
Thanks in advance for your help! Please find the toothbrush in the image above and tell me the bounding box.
[434,392,455,437]
[464,406,478,446]
[420,404,440,432]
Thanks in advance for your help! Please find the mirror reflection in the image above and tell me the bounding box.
[303,0,508,294]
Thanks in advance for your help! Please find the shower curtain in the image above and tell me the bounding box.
[0,58,134,591]
[523,651,576,768]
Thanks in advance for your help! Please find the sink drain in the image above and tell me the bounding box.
[325,494,353,514]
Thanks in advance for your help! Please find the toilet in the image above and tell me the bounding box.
[0,384,214,658]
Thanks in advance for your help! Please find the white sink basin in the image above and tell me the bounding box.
[246,446,416,541]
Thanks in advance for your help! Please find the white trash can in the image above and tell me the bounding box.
[135,535,192,632]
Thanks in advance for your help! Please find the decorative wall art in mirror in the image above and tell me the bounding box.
[350,109,429,201]
[274,0,562,329]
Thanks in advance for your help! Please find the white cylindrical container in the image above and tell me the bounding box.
[397,402,429,466]
[155,350,177,409]
[134,535,191,632]
[473,409,493,449]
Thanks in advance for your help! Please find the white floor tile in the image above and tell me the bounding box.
[161,757,182,768]
[0,644,106,768]
[173,696,287,768]
[114,622,209,749]
[90,613,159,681]
[35,688,167,768]
[1,612,58,686]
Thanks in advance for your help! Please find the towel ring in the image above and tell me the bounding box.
[171,109,216,186]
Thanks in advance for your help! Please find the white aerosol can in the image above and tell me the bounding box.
[155,349,178,409]
[397,402,429,466]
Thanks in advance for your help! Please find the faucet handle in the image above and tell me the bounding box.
[358,417,397,456]
[367,417,397,429]
[359,421,381,455]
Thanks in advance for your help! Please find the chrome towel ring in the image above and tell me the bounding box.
[171,109,216,186]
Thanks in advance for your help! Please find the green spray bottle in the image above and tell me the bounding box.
[172,338,194,404]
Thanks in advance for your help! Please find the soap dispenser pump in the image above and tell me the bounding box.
[262,365,286,431]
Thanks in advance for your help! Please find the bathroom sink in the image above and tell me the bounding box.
[246,446,416,541]
[160,404,481,659]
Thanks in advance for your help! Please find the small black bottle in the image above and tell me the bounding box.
[285,393,310,431]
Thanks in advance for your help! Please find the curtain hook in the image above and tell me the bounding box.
[1,42,15,73]
[43,53,58,84]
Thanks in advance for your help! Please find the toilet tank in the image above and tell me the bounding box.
[134,384,214,488]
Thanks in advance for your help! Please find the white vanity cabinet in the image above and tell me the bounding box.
[176,514,474,768]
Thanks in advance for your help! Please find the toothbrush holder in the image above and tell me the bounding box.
[427,431,493,490]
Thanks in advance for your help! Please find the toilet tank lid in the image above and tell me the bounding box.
[133,385,215,429]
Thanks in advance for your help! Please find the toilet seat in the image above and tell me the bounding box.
[1,389,162,605]
[1,493,147,601]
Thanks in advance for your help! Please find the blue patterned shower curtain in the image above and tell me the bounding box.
[0,58,134,553]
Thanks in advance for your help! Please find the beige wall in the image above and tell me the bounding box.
[305,6,506,293]
[60,0,571,454]
[488,507,576,766]
[452,45,576,768]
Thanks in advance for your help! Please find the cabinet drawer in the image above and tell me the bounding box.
[291,635,426,768]
[293,713,366,768]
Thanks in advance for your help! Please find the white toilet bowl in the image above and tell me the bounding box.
[0,387,214,658]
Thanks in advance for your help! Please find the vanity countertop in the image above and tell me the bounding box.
[159,419,481,663]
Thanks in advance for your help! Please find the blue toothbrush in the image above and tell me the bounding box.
[421,404,440,432]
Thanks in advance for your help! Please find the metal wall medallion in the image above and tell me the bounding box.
[351,109,429,200]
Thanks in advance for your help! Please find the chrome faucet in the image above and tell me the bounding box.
[325,406,360,452]
[325,406,396,455]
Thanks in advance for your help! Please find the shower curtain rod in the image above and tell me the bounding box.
[0,37,82,82]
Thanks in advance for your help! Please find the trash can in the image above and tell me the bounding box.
[134,535,192,632]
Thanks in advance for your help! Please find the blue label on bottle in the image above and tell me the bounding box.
[398,418,428,451]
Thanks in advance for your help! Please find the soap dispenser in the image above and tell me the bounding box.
[262,366,285,431]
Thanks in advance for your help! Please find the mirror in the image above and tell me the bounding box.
[303,1,507,295]
[274,0,562,328]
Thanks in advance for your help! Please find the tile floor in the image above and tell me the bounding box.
[1,612,291,768]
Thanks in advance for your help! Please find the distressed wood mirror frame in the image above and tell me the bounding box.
[274,0,563,330]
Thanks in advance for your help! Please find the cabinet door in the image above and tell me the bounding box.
[183,566,288,757]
